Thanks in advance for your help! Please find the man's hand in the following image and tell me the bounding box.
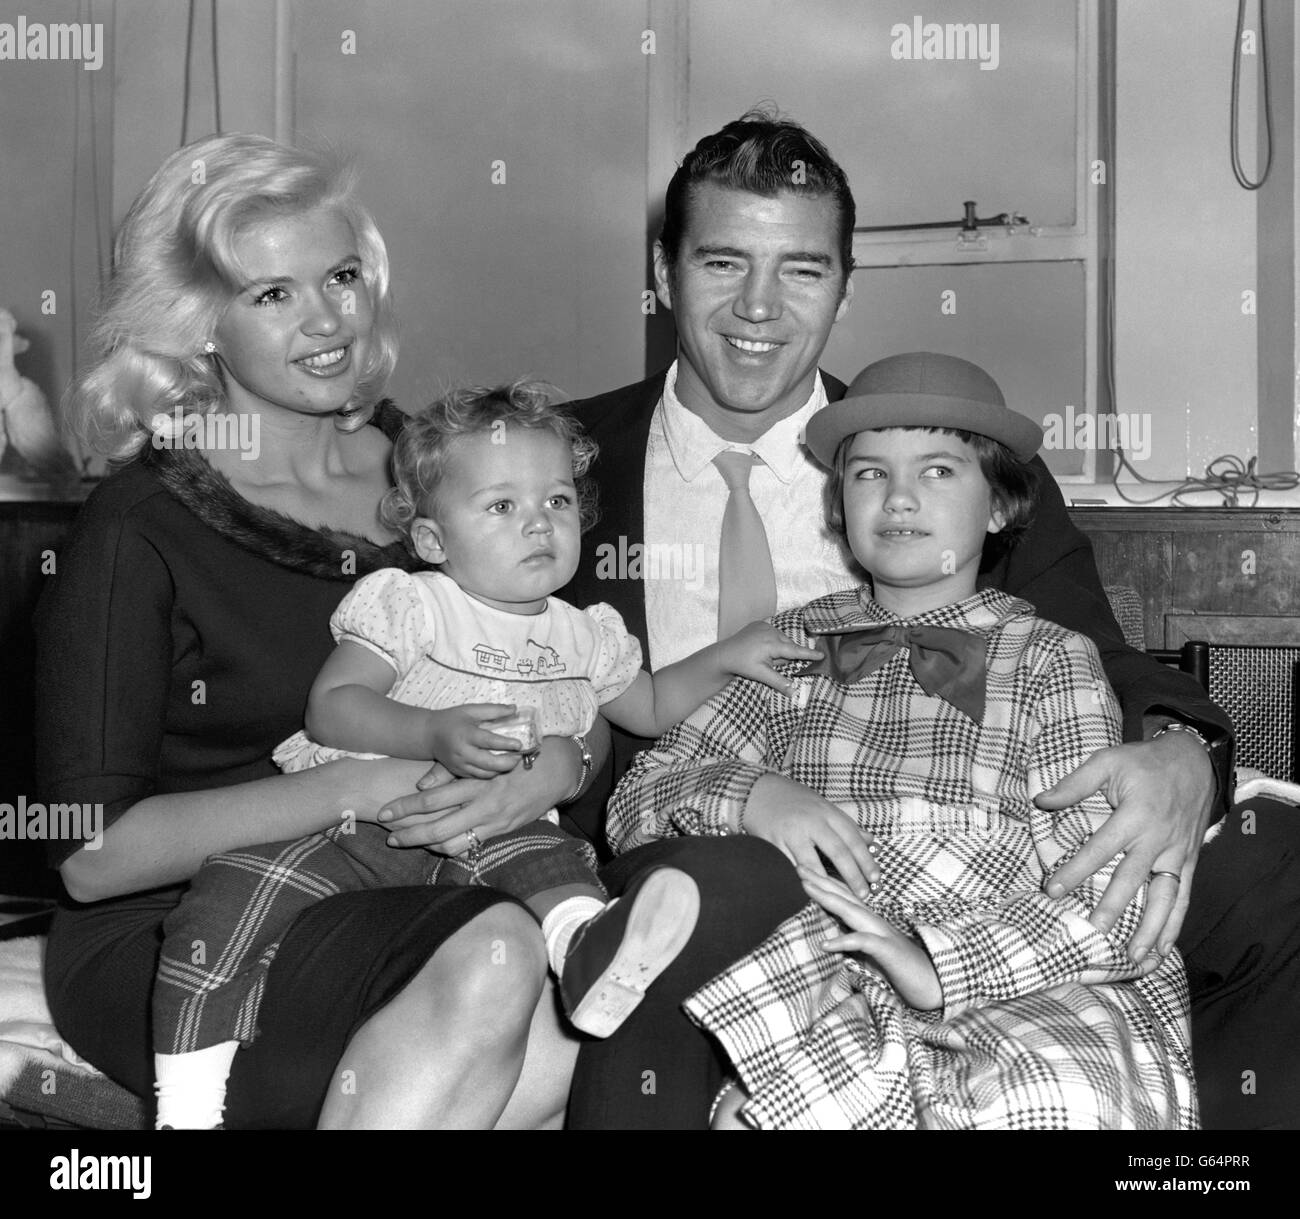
[799,867,942,1011]
[743,774,880,897]
[1035,731,1215,961]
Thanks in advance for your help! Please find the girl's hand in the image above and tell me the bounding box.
[799,867,943,1012]
[377,735,578,854]
[427,704,525,779]
[743,774,880,896]
[715,622,822,697]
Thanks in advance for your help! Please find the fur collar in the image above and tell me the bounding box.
[139,400,421,581]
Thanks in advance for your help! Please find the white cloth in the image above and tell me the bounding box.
[273,569,643,772]
[642,362,860,669]
[0,936,99,1086]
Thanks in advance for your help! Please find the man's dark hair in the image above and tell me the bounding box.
[658,105,857,282]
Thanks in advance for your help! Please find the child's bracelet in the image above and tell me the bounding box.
[563,733,593,804]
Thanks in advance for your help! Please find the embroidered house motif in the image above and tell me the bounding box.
[471,640,569,677]
[472,644,510,672]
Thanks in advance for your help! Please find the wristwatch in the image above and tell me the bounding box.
[1151,718,1229,809]
[1151,720,1212,754]
[564,732,594,804]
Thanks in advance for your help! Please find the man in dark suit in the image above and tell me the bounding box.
[563,109,1293,1131]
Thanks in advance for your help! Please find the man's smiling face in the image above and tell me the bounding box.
[654,183,853,440]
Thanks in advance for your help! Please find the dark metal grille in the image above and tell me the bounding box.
[1206,647,1300,782]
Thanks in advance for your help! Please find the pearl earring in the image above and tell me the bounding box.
[203,340,217,355]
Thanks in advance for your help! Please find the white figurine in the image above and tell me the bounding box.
[0,307,79,485]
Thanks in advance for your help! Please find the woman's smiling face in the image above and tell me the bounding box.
[213,205,373,419]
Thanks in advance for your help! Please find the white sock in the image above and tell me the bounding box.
[541,896,607,976]
[154,1040,239,1129]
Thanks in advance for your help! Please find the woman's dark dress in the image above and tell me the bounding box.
[34,423,513,1129]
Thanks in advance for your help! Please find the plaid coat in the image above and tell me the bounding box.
[607,588,1197,1129]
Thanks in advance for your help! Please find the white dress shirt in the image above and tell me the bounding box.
[642,362,861,669]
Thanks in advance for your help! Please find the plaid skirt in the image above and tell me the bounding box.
[154,819,600,1055]
[684,903,1198,1130]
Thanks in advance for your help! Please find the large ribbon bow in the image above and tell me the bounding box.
[802,622,987,723]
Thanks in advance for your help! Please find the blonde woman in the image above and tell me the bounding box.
[36,133,585,1129]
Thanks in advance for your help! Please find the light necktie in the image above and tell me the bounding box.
[713,449,778,637]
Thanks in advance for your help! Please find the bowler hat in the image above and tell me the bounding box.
[805,352,1042,465]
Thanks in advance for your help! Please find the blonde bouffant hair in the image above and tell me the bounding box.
[66,132,398,461]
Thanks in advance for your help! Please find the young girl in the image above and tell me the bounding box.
[151,379,816,1128]
[607,352,1198,1130]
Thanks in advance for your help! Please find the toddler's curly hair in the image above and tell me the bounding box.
[381,379,599,555]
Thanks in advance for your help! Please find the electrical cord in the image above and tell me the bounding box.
[66,0,105,476]
[210,0,222,134]
[181,0,194,145]
[1110,446,1300,507]
[1231,0,1273,190]
[180,1,222,143]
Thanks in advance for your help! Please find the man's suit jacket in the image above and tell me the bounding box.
[558,370,1234,847]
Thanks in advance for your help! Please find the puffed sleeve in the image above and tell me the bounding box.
[34,488,176,867]
[329,568,434,678]
[582,602,643,703]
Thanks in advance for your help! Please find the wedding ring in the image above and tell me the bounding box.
[1148,870,1181,885]
[464,828,481,854]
